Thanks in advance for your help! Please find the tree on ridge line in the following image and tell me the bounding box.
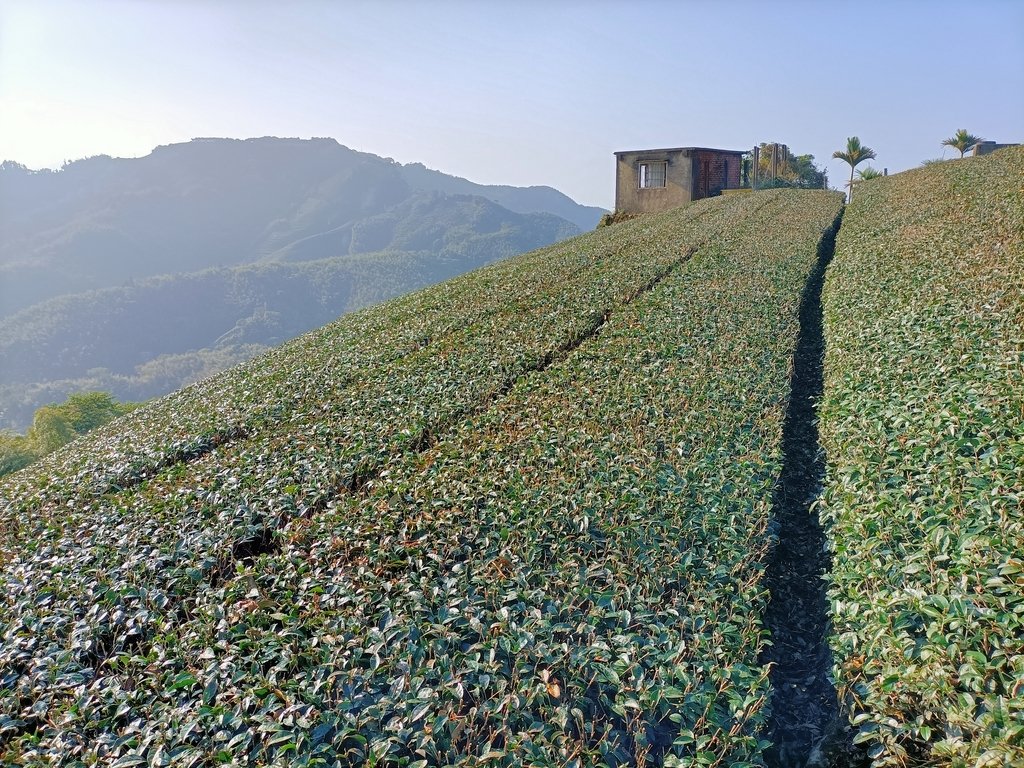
[833,137,877,202]
[942,129,985,158]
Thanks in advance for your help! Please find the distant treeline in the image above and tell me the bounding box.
[0,391,138,476]
[0,240,563,430]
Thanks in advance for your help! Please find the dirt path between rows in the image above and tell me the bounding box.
[760,213,867,768]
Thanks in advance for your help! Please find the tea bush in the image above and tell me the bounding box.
[820,147,1024,766]
[1,190,842,765]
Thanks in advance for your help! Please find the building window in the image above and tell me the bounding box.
[638,161,667,188]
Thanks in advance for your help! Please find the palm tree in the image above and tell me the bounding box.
[833,137,877,202]
[942,129,984,158]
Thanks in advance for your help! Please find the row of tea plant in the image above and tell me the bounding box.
[820,146,1024,766]
[1,190,842,764]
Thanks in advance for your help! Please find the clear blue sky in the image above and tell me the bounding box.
[1,0,1021,209]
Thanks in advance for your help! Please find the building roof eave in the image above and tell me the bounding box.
[614,147,747,157]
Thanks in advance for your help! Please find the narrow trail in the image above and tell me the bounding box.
[760,213,864,768]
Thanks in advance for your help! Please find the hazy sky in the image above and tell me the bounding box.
[1,0,1022,209]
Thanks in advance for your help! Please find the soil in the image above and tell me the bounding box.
[760,215,868,768]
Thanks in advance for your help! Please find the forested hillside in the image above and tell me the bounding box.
[0,138,595,430]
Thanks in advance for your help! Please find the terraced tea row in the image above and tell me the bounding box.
[0,191,759,757]
[820,147,1024,766]
[0,194,747,554]
[0,190,843,764]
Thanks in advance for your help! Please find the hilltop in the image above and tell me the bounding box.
[0,137,602,313]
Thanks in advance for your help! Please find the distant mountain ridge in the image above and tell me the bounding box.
[0,137,601,316]
[0,137,601,430]
[400,162,605,232]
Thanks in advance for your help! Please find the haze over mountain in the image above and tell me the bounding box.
[0,137,603,431]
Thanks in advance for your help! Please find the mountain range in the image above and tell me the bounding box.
[0,137,604,430]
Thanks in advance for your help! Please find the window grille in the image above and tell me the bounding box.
[638,161,667,188]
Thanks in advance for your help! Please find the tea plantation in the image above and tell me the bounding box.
[0,189,843,765]
[1,147,1021,768]
[820,146,1024,766]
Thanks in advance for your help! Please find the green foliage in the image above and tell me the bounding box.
[942,129,985,158]
[855,166,883,181]
[753,143,826,189]
[0,190,842,764]
[832,137,877,201]
[27,404,77,454]
[49,391,135,432]
[0,391,137,477]
[596,211,640,228]
[0,431,35,475]
[820,146,1024,766]
[831,136,877,168]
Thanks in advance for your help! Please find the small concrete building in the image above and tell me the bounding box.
[614,146,745,215]
[972,141,1020,156]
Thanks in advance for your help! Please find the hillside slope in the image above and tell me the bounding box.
[820,147,1024,766]
[400,162,605,232]
[0,138,587,431]
[0,190,843,765]
[0,194,575,431]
